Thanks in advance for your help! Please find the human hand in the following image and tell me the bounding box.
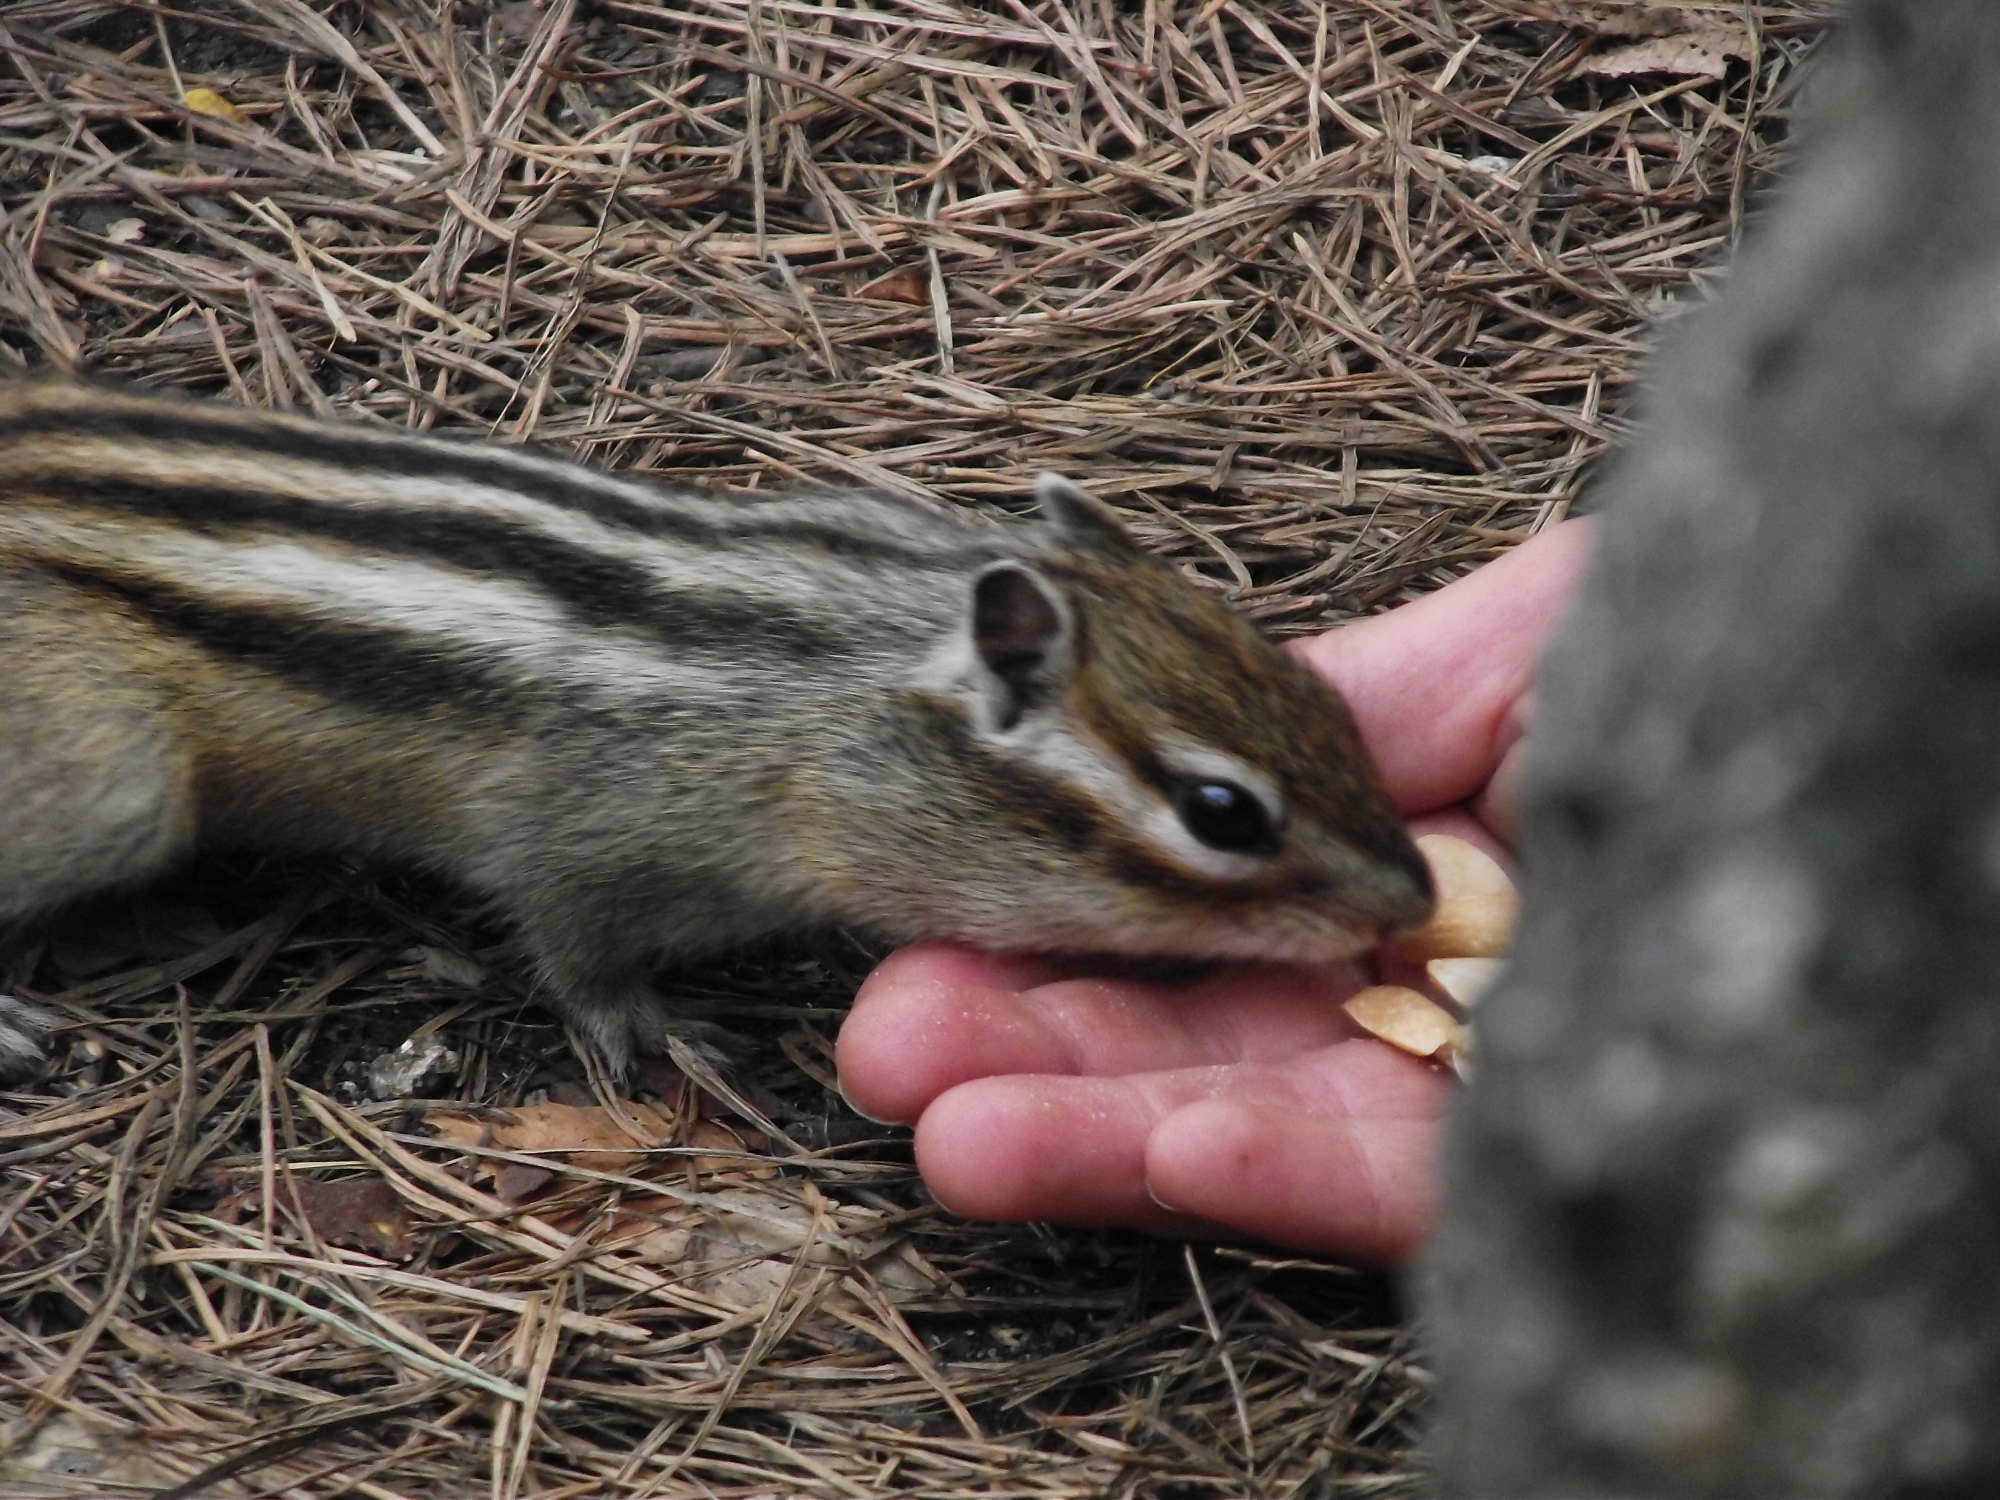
[836,519,1594,1261]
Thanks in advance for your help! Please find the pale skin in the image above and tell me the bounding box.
[835,518,1594,1263]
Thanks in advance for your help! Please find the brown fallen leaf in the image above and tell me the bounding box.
[629,1055,703,1111]
[857,265,930,304]
[425,1099,769,1197]
[493,1162,556,1204]
[283,1176,414,1260]
[600,1195,695,1262]
[427,1100,674,1174]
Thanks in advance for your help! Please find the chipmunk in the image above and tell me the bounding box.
[0,380,1431,1080]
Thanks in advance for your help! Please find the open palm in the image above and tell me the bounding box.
[837,520,1592,1261]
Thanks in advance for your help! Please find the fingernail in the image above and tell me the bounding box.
[837,1079,909,1127]
[1145,1179,1186,1215]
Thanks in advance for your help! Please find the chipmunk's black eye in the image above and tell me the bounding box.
[1175,779,1278,854]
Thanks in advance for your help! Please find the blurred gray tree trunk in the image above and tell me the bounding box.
[1423,3,2000,1495]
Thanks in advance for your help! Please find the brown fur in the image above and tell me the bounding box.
[0,382,1430,1077]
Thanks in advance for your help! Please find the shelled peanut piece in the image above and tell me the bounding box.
[1426,957,1505,1011]
[1343,835,1518,1080]
[1395,834,1519,962]
[1344,985,1471,1074]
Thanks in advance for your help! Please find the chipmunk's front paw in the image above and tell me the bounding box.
[554,990,748,1084]
[0,995,54,1084]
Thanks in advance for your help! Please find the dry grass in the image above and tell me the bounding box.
[0,2,1829,1496]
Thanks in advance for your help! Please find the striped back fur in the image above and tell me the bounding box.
[0,379,1428,1072]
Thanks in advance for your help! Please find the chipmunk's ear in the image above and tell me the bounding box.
[969,560,1074,731]
[1036,473,1139,555]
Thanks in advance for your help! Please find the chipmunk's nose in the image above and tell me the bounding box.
[1395,860,1437,932]
[1363,834,1436,934]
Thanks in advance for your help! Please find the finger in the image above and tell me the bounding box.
[1407,806,1512,866]
[1470,727,1532,847]
[912,1071,1193,1231]
[1296,517,1593,814]
[1145,1097,1441,1261]
[838,947,1080,1125]
[838,944,1371,1123]
[910,1042,1446,1256]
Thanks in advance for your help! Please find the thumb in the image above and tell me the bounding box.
[1292,518,1593,815]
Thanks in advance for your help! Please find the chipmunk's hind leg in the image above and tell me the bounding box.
[0,574,196,1079]
[0,612,195,919]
